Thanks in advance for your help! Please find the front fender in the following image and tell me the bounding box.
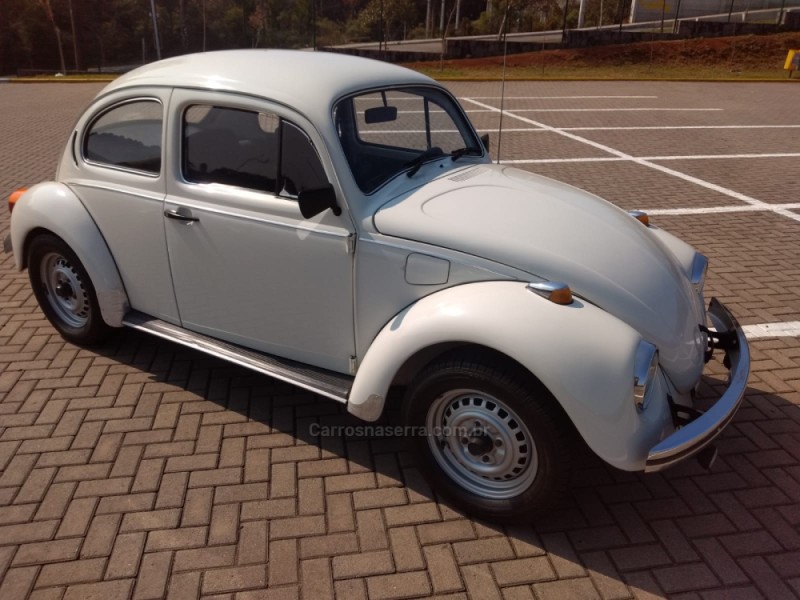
[348,281,674,471]
[10,182,129,327]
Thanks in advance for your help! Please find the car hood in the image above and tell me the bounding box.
[374,164,706,392]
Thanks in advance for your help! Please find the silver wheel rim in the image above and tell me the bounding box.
[425,389,538,500]
[40,252,90,329]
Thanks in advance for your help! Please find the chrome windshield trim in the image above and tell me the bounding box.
[645,298,749,472]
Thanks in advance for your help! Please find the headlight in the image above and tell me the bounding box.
[633,341,658,411]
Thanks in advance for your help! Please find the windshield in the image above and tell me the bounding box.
[334,86,483,194]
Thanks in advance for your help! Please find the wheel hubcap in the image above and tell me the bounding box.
[40,253,90,329]
[426,389,538,500]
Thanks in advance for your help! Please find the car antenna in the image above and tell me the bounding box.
[496,1,512,165]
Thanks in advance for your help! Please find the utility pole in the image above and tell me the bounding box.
[149,0,162,60]
[67,0,79,70]
[426,0,432,37]
[673,0,683,33]
[379,0,384,50]
[440,0,446,34]
[577,0,587,28]
[562,0,570,41]
[311,0,316,49]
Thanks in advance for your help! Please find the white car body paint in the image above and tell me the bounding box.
[348,280,676,471]
[6,50,749,475]
[9,182,130,326]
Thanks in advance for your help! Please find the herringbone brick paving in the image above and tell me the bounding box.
[1,80,799,599]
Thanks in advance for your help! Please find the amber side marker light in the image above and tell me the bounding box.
[8,188,27,215]
[526,281,574,305]
[628,210,650,227]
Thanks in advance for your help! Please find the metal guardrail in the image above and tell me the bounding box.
[333,6,800,57]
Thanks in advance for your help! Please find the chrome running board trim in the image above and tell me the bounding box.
[122,310,352,402]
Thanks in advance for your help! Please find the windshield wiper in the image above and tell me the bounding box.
[405,147,444,177]
[450,146,481,162]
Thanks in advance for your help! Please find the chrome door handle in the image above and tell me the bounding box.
[165,207,199,223]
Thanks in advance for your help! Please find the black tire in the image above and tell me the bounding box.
[27,233,113,346]
[403,352,571,522]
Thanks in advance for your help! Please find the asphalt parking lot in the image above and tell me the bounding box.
[1,80,799,600]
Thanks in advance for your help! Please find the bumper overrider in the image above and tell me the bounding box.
[645,297,750,473]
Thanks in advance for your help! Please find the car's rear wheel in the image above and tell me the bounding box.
[403,352,571,522]
[28,233,112,345]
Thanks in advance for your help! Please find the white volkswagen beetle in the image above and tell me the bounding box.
[4,50,749,521]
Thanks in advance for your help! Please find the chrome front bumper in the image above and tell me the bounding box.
[644,298,750,472]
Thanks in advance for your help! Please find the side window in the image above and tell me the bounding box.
[183,105,279,193]
[84,100,162,174]
[279,122,329,199]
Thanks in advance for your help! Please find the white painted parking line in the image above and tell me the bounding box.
[462,96,659,100]
[462,108,724,114]
[743,322,800,339]
[502,152,800,164]
[502,108,724,113]
[502,157,624,164]
[360,128,547,134]
[562,125,800,131]
[476,128,546,133]
[648,204,800,215]
[461,97,800,225]
[647,153,800,161]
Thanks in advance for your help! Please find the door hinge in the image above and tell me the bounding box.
[346,234,355,254]
[349,355,358,375]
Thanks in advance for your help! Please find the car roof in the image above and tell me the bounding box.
[101,49,436,121]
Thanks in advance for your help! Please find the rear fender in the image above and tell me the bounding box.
[10,182,129,327]
[348,281,673,471]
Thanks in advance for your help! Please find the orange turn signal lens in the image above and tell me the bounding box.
[8,188,27,214]
[526,281,573,305]
[628,210,650,227]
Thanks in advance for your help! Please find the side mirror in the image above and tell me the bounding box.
[480,133,490,152]
[298,184,341,219]
[364,106,398,124]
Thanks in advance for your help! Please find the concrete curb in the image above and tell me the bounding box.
[9,77,117,83]
[424,75,800,83]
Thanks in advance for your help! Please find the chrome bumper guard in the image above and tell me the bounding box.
[2,234,10,254]
[644,298,750,473]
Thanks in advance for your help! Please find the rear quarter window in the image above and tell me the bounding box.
[84,99,163,175]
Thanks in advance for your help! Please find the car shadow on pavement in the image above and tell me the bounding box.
[87,328,799,597]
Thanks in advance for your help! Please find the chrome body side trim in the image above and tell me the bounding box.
[67,181,165,203]
[166,198,350,239]
[122,310,353,402]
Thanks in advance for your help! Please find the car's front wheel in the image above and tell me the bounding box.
[403,353,571,522]
[27,233,112,346]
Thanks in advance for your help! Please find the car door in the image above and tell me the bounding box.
[62,88,179,324]
[164,90,356,374]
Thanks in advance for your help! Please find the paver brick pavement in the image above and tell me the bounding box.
[1,81,800,599]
